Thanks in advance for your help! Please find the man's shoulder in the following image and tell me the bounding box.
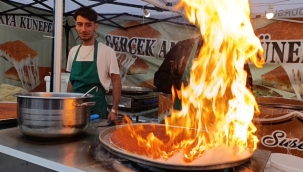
[70,44,81,53]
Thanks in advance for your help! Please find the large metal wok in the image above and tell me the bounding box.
[15,92,95,139]
[99,123,251,171]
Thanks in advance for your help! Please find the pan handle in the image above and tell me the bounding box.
[74,102,96,107]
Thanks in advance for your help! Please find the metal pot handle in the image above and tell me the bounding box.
[74,102,96,107]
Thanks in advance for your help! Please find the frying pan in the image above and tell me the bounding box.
[256,96,303,111]
[99,123,251,171]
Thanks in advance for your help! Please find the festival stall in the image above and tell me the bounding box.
[0,0,197,123]
[1,0,303,171]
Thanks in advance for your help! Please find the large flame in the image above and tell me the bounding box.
[119,0,264,162]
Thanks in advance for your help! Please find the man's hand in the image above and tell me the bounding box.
[107,111,118,121]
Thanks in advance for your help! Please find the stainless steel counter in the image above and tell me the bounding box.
[0,120,271,172]
[0,120,132,172]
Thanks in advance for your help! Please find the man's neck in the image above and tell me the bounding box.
[82,39,95,46]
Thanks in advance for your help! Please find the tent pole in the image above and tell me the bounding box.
[53,0,63,92]
[64,22,70,67]
[50,1,55,92]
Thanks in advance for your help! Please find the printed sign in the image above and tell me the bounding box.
[0,15,53,33]
[254,109,303,158]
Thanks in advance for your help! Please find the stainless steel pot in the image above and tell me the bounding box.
[14,92,95,139]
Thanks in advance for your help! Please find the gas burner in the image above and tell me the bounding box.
[106,92,159,113]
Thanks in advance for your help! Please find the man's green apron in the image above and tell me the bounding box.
[69,40,108,119]
[173,39,201,110]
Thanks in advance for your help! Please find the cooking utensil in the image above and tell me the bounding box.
[82,86,98,97]
[109,86,153,94]
[93,120,116,127]
[91,115,131,127]
[14,92,95,139]
[252,97,300,124]
[99,123,250,171]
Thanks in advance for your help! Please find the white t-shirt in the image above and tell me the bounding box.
[66,42,120,92]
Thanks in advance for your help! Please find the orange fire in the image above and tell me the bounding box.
[120,0,264,162]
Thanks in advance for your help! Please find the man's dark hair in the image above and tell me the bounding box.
[74,7,98,23]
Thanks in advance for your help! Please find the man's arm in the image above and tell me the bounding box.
[107,74,122,121]
[67,81,73,92]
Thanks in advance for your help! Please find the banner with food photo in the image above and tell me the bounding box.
[251,17,303,158]
[250,17,303,99]
[0,4,59,123]
[0,3,56,104]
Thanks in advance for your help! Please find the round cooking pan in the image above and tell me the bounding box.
[109,86,153,94]
[99,123,251,171]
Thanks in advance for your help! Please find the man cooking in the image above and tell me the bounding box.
[66,7,121,121]
[154,36,253,110]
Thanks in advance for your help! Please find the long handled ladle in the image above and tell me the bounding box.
[82,86,98,97]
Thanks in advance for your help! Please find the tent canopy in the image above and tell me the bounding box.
[3,0,303,27]
[1,0,188,30]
